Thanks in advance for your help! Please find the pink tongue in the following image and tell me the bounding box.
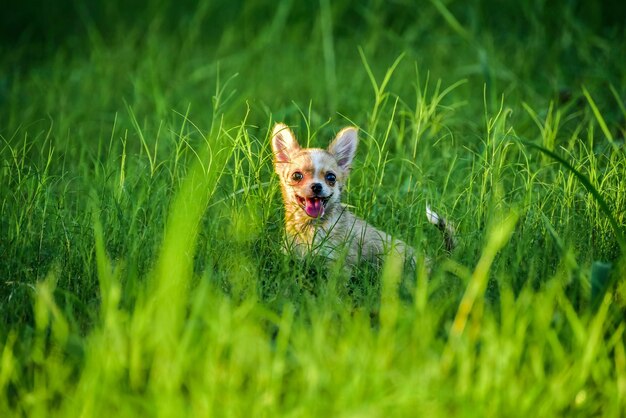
[305,198,324,218]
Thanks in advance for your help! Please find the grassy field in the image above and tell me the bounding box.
[1,1,626,416]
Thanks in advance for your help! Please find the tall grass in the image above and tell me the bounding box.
[1,1,625,416]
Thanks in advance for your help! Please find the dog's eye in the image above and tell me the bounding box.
[292,171,304,182]
[325,172,336,183]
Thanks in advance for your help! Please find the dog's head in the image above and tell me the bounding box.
[271,123,358,219]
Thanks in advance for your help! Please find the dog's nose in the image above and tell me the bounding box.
[311,183,323,194]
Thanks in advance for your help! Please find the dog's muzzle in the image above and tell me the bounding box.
[296,194,331,218]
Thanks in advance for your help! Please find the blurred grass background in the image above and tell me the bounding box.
[1,0,626,416]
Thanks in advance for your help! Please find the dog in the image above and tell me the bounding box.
[271,123,454,272]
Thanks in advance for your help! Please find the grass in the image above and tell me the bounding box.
[1,1,626,416]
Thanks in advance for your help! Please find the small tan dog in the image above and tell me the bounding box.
[271,123,454,271]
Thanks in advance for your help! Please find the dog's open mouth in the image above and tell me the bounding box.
[296,195,331,218]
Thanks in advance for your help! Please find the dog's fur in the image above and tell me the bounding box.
[271,123,454,270]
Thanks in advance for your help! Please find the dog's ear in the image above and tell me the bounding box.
[328,127,358,171]
[272,123,299,164]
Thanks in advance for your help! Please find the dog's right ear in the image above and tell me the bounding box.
[328,127,358,171]
[271,123,299,164]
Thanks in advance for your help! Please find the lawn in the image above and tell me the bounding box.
[1,1,625,416]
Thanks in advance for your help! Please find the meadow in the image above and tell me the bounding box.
[1,1,625,416]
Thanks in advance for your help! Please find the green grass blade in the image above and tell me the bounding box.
[582,86,614,142]
[519,139,626,252]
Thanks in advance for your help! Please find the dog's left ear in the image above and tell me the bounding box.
[328,127,358,171]
[272,123,299,164]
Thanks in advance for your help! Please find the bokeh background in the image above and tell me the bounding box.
[3,0,626,127]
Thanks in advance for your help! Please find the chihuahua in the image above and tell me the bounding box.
[271,123,454,271]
